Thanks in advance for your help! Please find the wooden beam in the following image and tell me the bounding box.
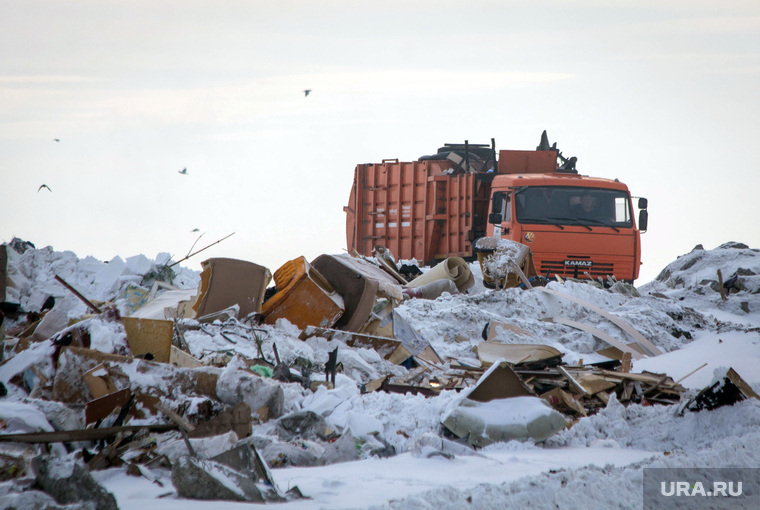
[0,424,177,444]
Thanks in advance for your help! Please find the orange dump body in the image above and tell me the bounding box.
[344,159,493,265]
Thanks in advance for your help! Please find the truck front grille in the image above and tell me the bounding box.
[539,259,615,279]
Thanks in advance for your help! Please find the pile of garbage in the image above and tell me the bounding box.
[0,238,758,507]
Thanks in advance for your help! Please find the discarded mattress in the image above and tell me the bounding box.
[262,257,345,330]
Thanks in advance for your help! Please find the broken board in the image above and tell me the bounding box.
[121,317,173,363]
[542,316,646,360]
[539,287,662,356]
[475,342,562,368]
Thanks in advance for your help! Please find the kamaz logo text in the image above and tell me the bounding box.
[563,260,593,267]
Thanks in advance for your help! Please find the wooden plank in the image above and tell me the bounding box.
[557,365,590,397]
[0,424,177,444]
[539,287,662,356]
[621,352,632,373]
[543,316,645,360]
[575,373,617,395]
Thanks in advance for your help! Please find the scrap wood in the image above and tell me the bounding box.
[621,352,632,373]
[574,372,617,395]
[557,365,590,397]
[0,424,177,444]
[85,388,132,424]
[54,275,102,314]
[540,387,587,416]
[542,316,645,361]
[380,378,439,398]
[539,287,662,356]
[156,401,195,433]
[675,362,708,384]
[392,366,428,386]
[475,341,563,368]
[468,361,536,403]
[642,375,671,397]
[717,269,727,301]
[362,375,389,394]
[509,260,533,289]
[371,246,408,285]
[682,367,760,413]
[87,431,130,470]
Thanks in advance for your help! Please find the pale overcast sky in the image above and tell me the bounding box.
[1,1,758,284]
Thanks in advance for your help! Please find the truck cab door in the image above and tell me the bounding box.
[488,191,512,238]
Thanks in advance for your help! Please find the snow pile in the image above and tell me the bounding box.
[3,240,198,318]
[2,239,760,509]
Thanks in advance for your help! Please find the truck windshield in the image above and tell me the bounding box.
[514,186,633,228]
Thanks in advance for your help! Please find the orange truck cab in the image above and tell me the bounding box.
[486,151,647,282]
[345,133,648,282]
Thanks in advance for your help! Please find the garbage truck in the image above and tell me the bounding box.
[344,132,648,282]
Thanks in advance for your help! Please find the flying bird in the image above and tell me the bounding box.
[53,139,60,142]
[304,89,311,97]
[191,228,200,232]
[178,167,188,175]
[38,184,52,192]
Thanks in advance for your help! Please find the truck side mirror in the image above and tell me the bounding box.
[491,191,504,214]
[638,209,648,232]
[489,213,503,224]
[638,197,648,209]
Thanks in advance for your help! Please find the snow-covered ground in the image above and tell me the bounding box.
[1,240,759,509]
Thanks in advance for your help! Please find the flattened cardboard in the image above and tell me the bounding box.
[170,345,203,368]
[83,363,119,399]
[193,258,271,318]
[121,316,173,363]
[467,361,535,403]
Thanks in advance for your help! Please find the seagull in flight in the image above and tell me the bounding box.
[38,184,52,192]
[304,89,311,97]
[178,167,188,175]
